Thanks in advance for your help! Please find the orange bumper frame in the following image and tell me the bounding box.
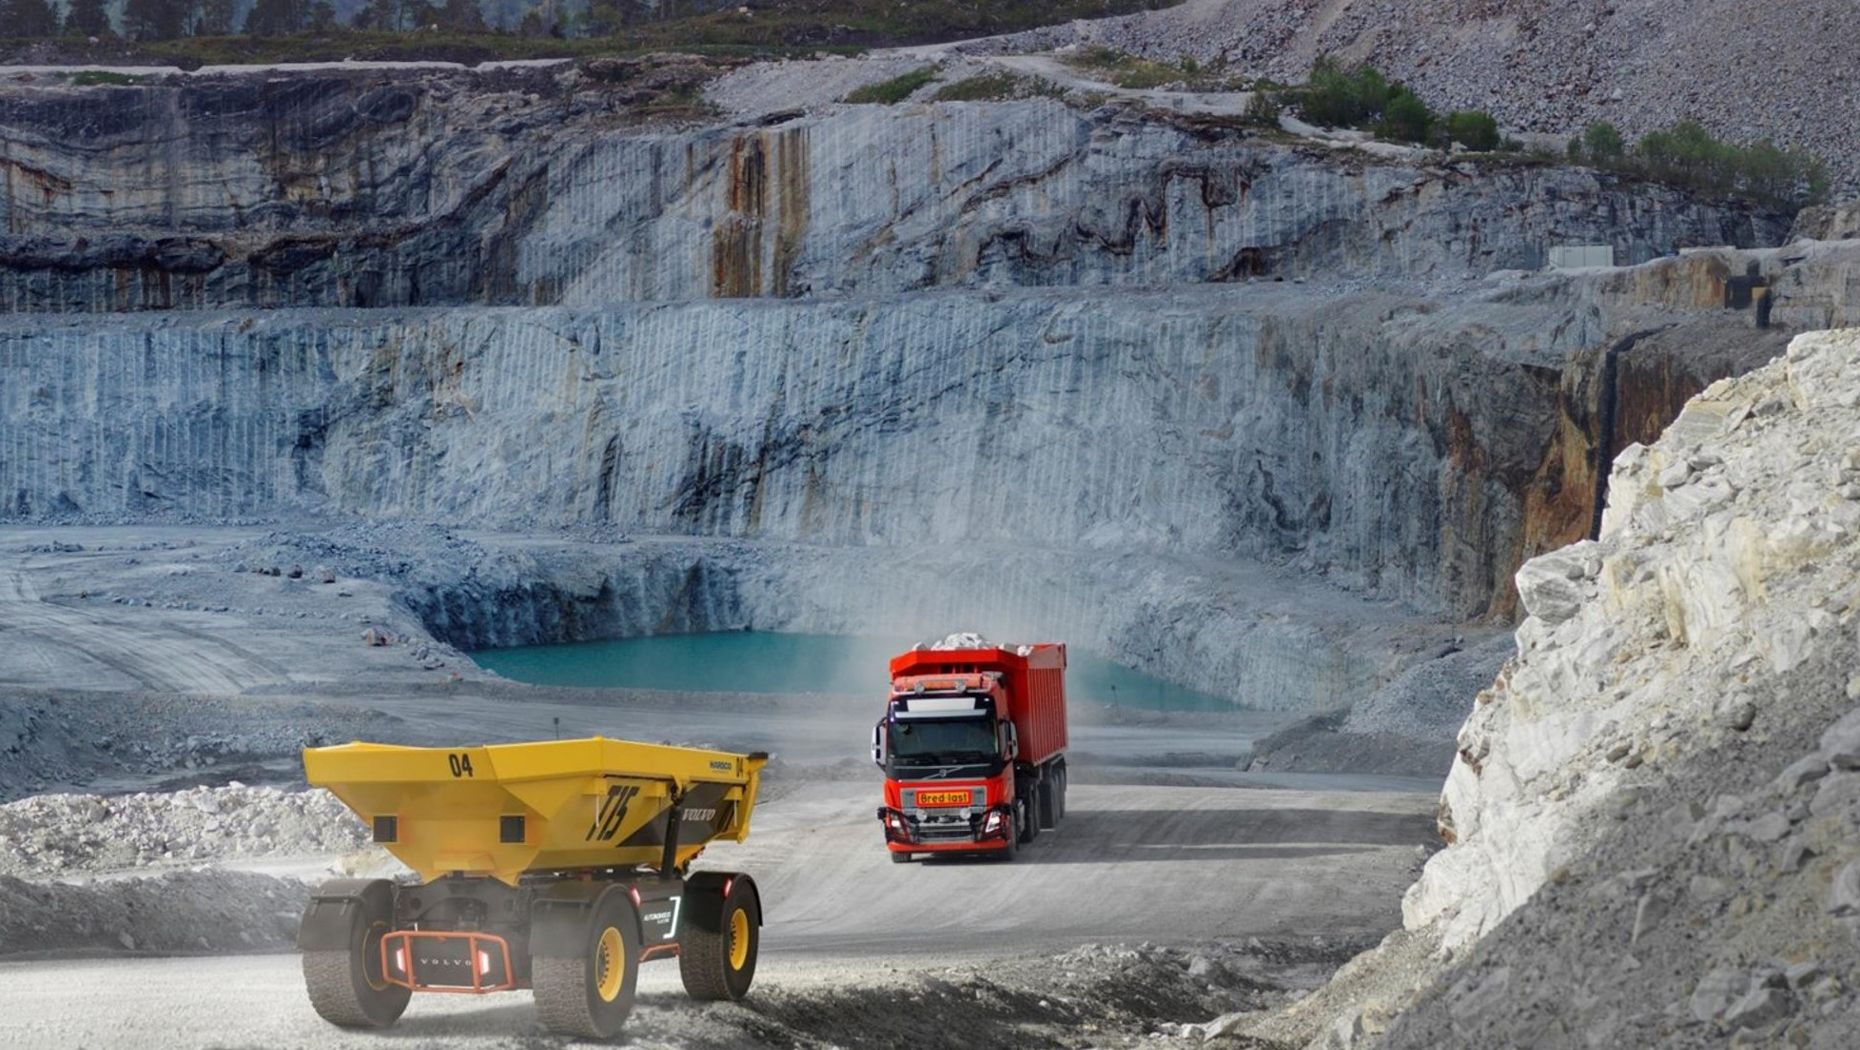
[380,930,517,994]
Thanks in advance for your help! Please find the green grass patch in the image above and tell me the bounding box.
[844,65,939,104]
[1063,45,1188,89]
[931,71,1062,103]
[69,69,138,86]
[3,1,1189,66]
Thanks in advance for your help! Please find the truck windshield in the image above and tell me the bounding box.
[889,716,999,766]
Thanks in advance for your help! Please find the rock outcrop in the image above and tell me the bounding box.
[0,72,1793,313]
[1271,327,1860,1047]
[1,66,1851,713]
[7,244,1854,624]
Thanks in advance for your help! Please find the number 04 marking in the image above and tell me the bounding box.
[447,753,475,778]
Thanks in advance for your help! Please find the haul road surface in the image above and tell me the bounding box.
[0,778,1433,1049]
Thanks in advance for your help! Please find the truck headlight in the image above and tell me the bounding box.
[981,809,1006,838]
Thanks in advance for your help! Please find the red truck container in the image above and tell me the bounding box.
[871,641,1069,862]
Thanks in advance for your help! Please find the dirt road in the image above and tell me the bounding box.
[0,780,1432,1048]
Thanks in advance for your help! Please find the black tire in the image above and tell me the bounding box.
[1036,776,1056,830]
[890,850,913,864]
[680,876,759,1001]
[1017,794,1038,844]
[1055,765,1067,823]
[998,807,1019,861]
[301,880,409,1029]
[532,889,640,1040]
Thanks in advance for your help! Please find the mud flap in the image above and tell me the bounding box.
[530,883,637,958]
[682,872,760,933]
[297,879,394,952]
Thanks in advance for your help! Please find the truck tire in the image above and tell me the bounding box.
[1055,765,1067,823]
[301,880,409,1029]
[680,877,759,1001]
[997,810,1018,862]
[1036,776,1056,831]
[1016,794,1038,844]
[890,850,913,864]
[533,889,640,1039]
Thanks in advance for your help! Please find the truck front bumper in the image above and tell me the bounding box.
[878,805,1012,850]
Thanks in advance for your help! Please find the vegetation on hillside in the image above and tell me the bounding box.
[0,0,1187,63]
[930,71,1063,103]
[1569,120,1827,209]
[1280,57,1826,209]
[1061,45,1249,91]
[842,64,938,104]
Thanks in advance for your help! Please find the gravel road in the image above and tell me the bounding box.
[0,778,1431,1048]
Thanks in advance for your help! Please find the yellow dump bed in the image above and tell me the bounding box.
[304,738,767,884]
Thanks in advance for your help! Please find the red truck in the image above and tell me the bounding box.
[872,640,1069,861]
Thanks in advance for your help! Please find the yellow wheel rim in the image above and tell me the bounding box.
[728,907,751,971]
[595,926,625,1003]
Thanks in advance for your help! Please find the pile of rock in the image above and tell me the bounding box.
[971,0,1860,189]
[0,784,368,878]
[0,869,307,955]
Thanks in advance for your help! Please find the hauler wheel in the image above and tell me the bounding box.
[301,880,410,1029]
[680,876,760,1001]
[998,806,1019,862]
[533,890,640,1039]
[890,850,914,864]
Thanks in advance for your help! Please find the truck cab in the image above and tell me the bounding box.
[872,642,1069,861]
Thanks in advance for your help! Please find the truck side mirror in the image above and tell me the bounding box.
[1003,723,1019,761]
[871,722,886,768]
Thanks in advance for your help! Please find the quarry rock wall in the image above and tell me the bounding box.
[0,75,1792,313]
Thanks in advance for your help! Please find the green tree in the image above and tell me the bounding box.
[194,0,236,33]
[243,0,306,34]
[1377,88,1432,143]
[1581,121,1624,163]
[307,0,336,30]
[439,0,485,30]
[63,0,111,33]
[1244,87,1281,126]
[2,0,60,35]
[583,0,622,34]
[351,0,400,29]
[122,0,190,38]
[1443,110,1500,151]
[1299,56,1390,128]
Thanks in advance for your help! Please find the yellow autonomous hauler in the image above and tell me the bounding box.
[296,737,768,1039]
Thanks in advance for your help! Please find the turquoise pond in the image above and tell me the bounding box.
[469,632,1231,712]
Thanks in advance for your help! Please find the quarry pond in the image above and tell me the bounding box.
[469,631,1234,711]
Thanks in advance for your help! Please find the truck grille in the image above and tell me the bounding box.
[908,815,977,843]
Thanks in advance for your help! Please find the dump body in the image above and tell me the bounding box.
[876,642,1070,860]
[887,643,1069,763]
[298,737,770,1038]
[304,737,766,885]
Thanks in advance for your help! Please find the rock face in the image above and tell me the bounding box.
[0,68,1850,711]
[6,247,1853,624]
[1305,327,1860,1048]
[0,72,1793,313]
